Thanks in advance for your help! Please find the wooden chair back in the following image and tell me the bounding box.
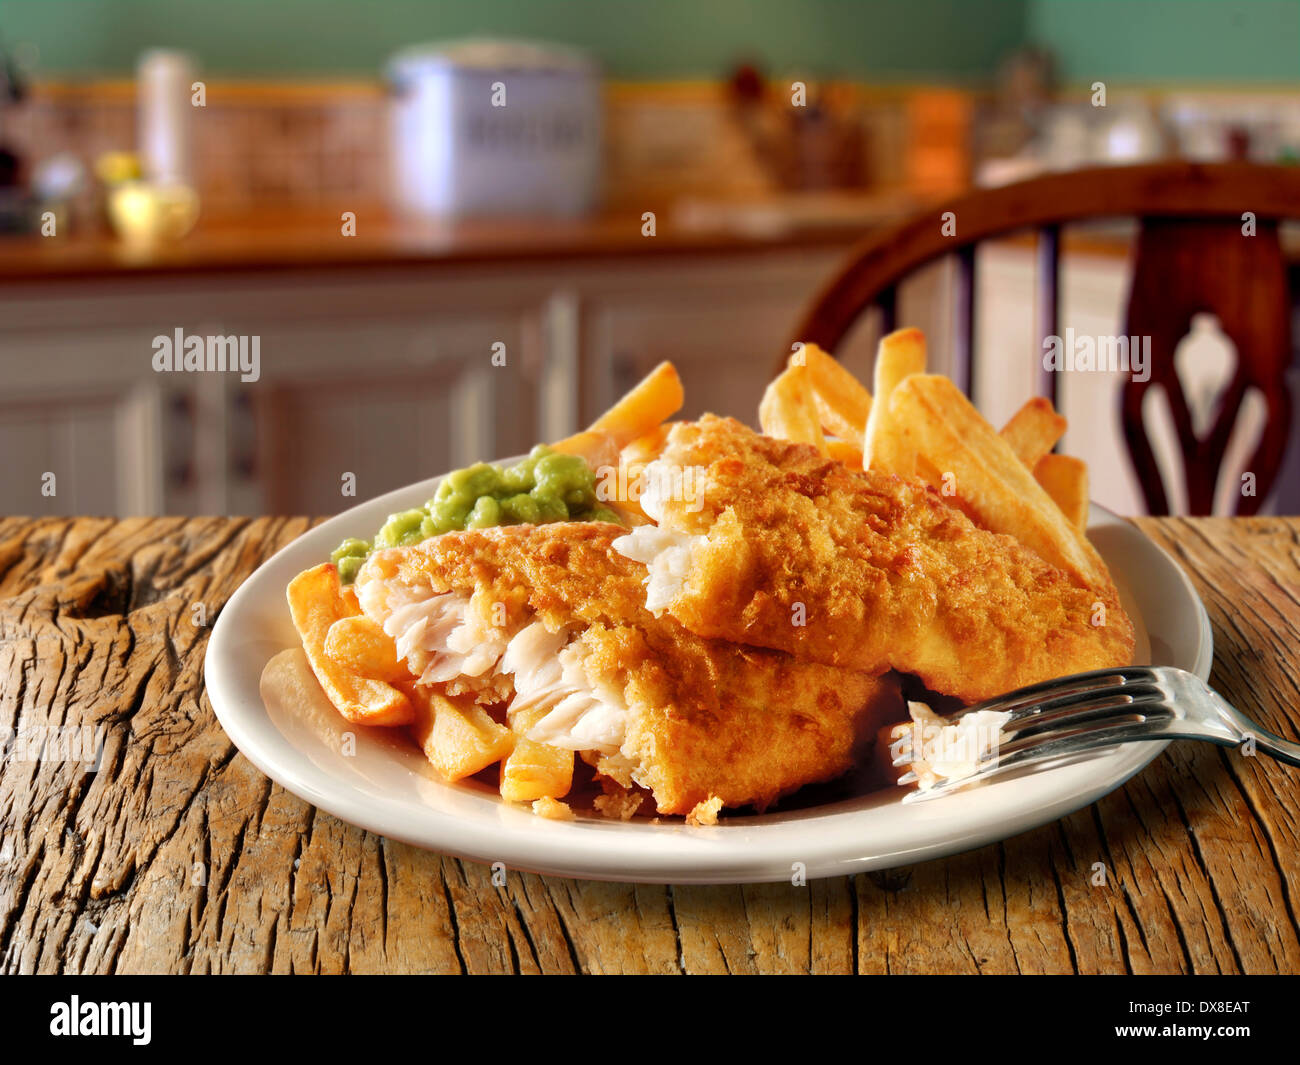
[785,163,1300,514]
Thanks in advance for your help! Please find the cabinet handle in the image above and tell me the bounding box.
[230,389,257,479]
[165,393,195,490]
[611,352,641,396]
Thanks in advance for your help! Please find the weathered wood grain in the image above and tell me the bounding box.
[0,515,1297,974]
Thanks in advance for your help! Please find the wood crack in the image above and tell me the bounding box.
[437,864,468,975]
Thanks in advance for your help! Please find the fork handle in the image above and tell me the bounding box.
[1205,688,1300,767]
[1248,729,1300,768]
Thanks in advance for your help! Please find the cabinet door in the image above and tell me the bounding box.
[238,311,539,515]
[0,395,118,515]
[254,361,493,515]
[0,321,164,516]
[578,251,867,428]
[587,297,800,426]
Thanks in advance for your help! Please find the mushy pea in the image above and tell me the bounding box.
[330,445,621,583]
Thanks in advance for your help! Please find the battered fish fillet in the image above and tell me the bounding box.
[614,415,1135,703]
[353,523,900,817]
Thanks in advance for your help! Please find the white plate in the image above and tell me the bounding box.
[205,475,1212,885]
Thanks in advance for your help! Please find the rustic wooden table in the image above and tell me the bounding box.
[1,515,1297,974]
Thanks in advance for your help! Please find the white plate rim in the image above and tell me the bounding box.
[205,472,1213,885]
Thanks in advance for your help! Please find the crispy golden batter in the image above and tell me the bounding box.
[647,415,1135,702]
[361,524,900,815]
[576,616,897,816]
[363,522,651,633]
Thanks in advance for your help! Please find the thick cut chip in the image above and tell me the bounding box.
[862,328,926,475]
[759,363,828,452]
[826,438,865,468]
[796,343,872,444]
[500,739,575,802]
[1000,397,1066,468]
[589,361,684,448]
[549,427,620,472]
[888,375,1108,589]
[409,686,515,781]
[324,614,407,682]
[287,563,414,726]
[1035,452,1090,531]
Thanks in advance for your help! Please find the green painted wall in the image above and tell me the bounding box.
[1027,0,1300,84]
[0,0,1026,81]
[3,1,1295,85]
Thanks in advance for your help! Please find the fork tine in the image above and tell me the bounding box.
[897,667,1184,803]
[902,715,1173,803]
[996,706,1172,757]
[969,666,1161,719]
[999,686,1169,734]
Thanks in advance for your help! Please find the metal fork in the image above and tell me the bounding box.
[896,665,1300,802]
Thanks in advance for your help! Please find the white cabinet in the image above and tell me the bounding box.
[216,277,545,514]
[0,388,153,516]
[0,269,546,515]
[0,311,166,515]
[0,247,853,516]
[4,240,1273,518]
[576,251,865,426]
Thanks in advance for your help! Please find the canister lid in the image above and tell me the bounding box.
[386,38,597,80]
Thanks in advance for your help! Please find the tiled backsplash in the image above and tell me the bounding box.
[10,79,1299,229]
[10,80,917,223]
[13,83,393,219]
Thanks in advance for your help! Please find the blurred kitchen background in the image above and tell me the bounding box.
[1,0,1298,516]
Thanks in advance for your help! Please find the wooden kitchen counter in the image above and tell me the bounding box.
[6,191,1299,284]
[0,199,915,283]
[1,515,1298,974]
